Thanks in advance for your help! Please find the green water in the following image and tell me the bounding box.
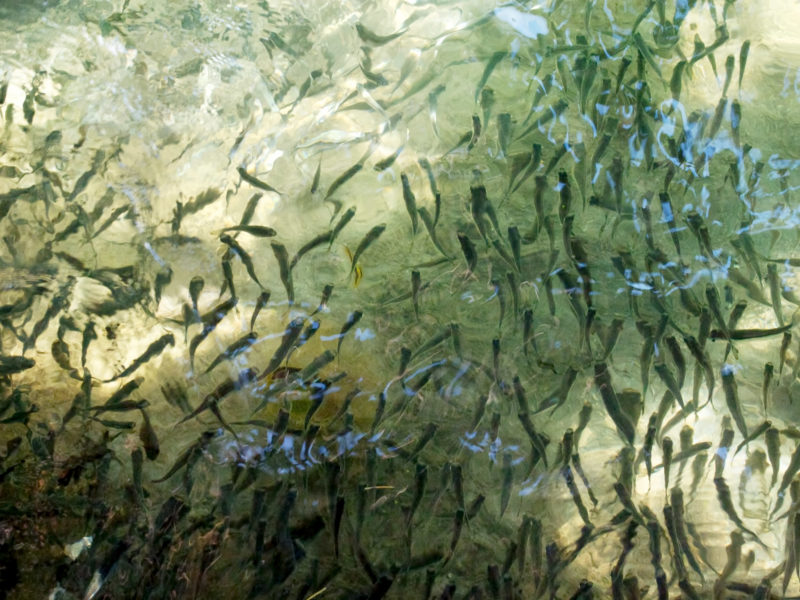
[1,0,800,598]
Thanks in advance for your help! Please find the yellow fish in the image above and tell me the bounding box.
[344,246,363,287]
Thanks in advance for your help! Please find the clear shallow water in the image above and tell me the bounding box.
[1,0,800,598]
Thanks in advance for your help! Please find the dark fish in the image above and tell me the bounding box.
[0,356,35,375]
[237,166,281,195]
[329,206,356,249]
[496,112,512,158]
[467,114,482,151]
[238,193,263,227]
[189,276,204,314]
[474,51,506,103]
[683,336,715,404]
[374,146,403,172]
[178,368,256,425]
[766,427,780,488]
[258,318,304,380]
[508,226,521,272]
[714,476,764,546]
[221,225,276,237]
[221,234,262,288]
[780,331,792,375]
[250,291,270,331]
[290,231,333,271]
[336,311,363,357]
[653,359,684,409]
[270,242,294,303]
[418,206,449,258]
[721,365,748,439]
[51,338,80,379]
[92,399,150,414]
[767,263,785,325]
[411,270,422,319]
[203,332,258,375]
[325,161,363,201]
[153,267,172,308]
[400,173,419,234]
[356,22,406,45]
[711,322,794,340]
[738,40,750,90]
[593,364,635,445]
[105,333,175,382]
[349,224,386,278]
[500,451,513,517]
[311,284,333,316]
[153,429,218,483]
[220,251,236,300]
[734,420,771,457]
[139,408,159,460]
[189,297,238,367]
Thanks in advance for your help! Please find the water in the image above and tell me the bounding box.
[1,0,800,598]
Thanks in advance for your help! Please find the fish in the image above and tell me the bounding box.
[178,368,256,425]
[593,362,635,445]
[418,206,449,258]
[653,359,684,409]
[664,336,686,387]
[220,225,277,237]
[400,173,418,234]
[427,85,446,140]
[662,436,674,492]
[221,234,263,288]
[325,161,364,202]
[766,427,781,488]
[91,399,150,415]
[730,100,741,148]
[237,166,281,195]
[104,333,175,382]
[336,311,363,357]
[349,224,386,279]
[238,193,263,227]
[767,263,785,325]
[642,413,658,484]
[411,270,422,319]
[258,318,304,380]
[564,464,592,526]
[250,291,270,331]
[0,356,35,375]
[203,332,258,375]
[500,452,514,517]
[328,207,356,250]
[220,252,236,300]
[311,284,333,316]
[189,276,204,314]
[474,51,506,103]
[714,476,765,546]
[683,336,715,405]
[738,40,750,90]
[373,146,403,172]
[189,297,238,367]
[558,170,571,223]
[153,267,172,308]
[780,331,792,375]
[355,22,406,45]
[139,408,159,460]
[734,420,771,456]
[721,365,748,439]
[497,113,512,158]
[270,242,294,303]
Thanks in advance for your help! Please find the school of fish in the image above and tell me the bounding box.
[1,0,800,598]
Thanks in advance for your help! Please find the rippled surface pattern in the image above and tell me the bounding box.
[1,0,800,598]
